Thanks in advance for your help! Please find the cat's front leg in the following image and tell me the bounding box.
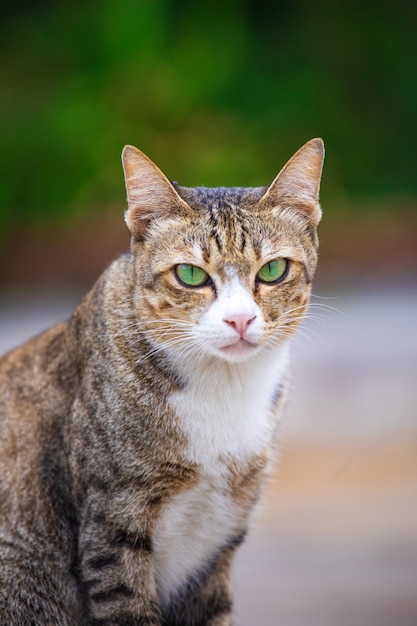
[78,513,162,625]
[0,529,80,626]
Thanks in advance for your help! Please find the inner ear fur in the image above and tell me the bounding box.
[122,145,192,239]
[260,138,325,225]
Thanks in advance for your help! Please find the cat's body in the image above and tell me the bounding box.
[0,139,324,625]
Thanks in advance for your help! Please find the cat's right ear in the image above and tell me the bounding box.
[122,145,191,239]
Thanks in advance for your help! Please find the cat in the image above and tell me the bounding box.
[0,138,324,625]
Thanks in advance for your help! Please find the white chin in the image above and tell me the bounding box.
[216,339,260,362]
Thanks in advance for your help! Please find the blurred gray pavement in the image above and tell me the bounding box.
[1,285,417,625]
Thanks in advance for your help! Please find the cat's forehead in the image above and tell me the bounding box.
[160,184,306,265]
[174,185,271,263]
[174,186,265,266]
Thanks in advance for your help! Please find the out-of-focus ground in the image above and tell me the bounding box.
[1,283,416,626]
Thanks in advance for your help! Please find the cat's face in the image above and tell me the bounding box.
[122,140,324,364]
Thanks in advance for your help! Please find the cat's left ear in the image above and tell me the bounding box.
[122,145,191,239]
[260,138,325,225]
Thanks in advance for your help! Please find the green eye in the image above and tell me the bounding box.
[256,259,288,284]
[175,264,210,287]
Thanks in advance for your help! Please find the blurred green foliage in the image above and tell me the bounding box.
[1,0,416,232]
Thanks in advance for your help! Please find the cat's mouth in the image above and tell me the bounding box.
[219,338,259,358]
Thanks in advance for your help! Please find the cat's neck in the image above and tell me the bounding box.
[167,343,290,469]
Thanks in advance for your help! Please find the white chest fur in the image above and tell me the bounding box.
[153,345,289,604]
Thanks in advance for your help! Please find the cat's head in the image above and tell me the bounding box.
[121,139,324,364]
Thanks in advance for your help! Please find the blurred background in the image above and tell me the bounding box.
[1,1,416,624]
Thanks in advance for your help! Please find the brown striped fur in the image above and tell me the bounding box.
[0,139,324,625]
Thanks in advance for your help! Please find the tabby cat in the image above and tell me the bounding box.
[0,138,324,625]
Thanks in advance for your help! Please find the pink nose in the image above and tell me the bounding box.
[223,313,256,338]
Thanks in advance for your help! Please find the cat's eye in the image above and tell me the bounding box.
[175,264,211,287]
[256,258,289,284]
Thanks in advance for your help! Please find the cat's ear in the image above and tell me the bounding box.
[260,138,324,225]
[122,145,191,238]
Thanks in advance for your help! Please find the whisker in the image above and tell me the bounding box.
[306,302,348,317]
[310,293,342,300]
